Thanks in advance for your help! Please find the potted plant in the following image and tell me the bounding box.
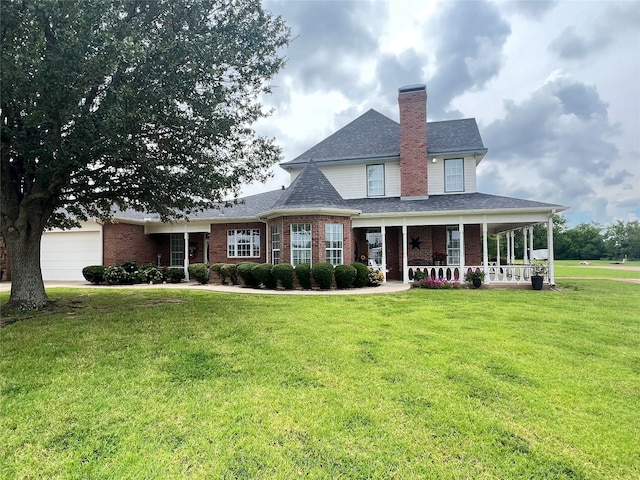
[530,263,547,290]
[433,252,446,266]
[464,269,485,288]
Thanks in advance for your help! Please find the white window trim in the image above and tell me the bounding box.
[291,223,312,266]
[325,224,344,266]
[444,158,464,193]
[227,229,261,258]
[446,226,461,265]
[271,225,280,265]
[170,233,185,267]
[367,164,385,197]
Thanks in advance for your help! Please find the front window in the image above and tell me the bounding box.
[227,229,260,258]
[366,229,383,266]
[170,233,185,267]
[271,226,280,265]
[291,223,311,266]
[445,158,464,192]
[367,164,384,196]
[325,224,343,266]
[446,226,461,265]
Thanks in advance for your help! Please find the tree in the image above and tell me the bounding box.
[1,0,290,309]
[558,222,605,260]
[604,220,640,260]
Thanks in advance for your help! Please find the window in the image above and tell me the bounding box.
[227,229,260,258]
[366,229,383,265]
[170,233,185,267]
[446,226,461,265]
[291,223,311,265]
[445,158,464,192]
[271,226,280,265]
[367,164,384,196]
[325,224,343,266]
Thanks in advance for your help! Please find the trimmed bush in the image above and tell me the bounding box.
[312,262,335,290]
[237,262,259,288]
[367,267,384,287]
[188,263,209,284]
[334,264,357,289]
[142,265,163,284]
[222,263,239,285]
[103,265,133,285]
[272,263,294,290]
[120,260,138,273]
[295,263,312,290]
[252,263,277,289]
[351,262,369,288]
[210,263,226,284]
[164,267,185,283]
[82,265,105,285]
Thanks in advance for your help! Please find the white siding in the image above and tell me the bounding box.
[464,157,476,192]
[428,156,477,195]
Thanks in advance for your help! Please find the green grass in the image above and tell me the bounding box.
[554,260,640,279]
[1,282,639,479]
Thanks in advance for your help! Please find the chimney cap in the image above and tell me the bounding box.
[398,84,426,94]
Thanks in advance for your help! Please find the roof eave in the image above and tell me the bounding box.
[259,207,362,219]
[356,204,568,218]
[280,155,400,170]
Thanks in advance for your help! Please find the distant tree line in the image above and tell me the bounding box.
[488,216,640,261]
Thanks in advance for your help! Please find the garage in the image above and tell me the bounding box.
[40,223,102,281]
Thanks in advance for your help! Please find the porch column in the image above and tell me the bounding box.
[496,233,501,267]
[482,219,489,282]
[547,214,555,284]
[402,222,409,284]
[511,231,516,264]
[506,231,511,265]
[529,226,535,262]
[523,227,529,264]
[381,223,387,283]
[183,232,189,280]
[458,221,465,269]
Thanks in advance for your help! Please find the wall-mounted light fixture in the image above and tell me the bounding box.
[431,157,438,163]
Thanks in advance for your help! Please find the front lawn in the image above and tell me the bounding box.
[554,260,640,279]
[1,281,638,479]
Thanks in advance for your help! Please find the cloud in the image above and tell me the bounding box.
[425,0,511,118]
[500,0,557,19]
[375,49,428,108]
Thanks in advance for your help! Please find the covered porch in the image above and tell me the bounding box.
[353,209,558,287]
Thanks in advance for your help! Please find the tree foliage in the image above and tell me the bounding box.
[0,0,290,309]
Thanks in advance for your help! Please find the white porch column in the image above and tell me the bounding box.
[511,231,516,264]
[496,233,501,267]
[506,231,511,265]
[381,223,387,283]
[458,221,465,268]
[402,222,409,284]
[523,227,529,264]
[529,226,535,262]
[482,219,489,280]
[183,232,190,280]
[547,215,556,284]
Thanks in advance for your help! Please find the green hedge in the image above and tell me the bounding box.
[252,263,277,289]
[237,262,259,288]
[334,264,357,289]
[295,263,312,290]
[164,267,185,283]
[351,262,369,288]
[188,263,209,284]
[312,263,334,290]
[221,263,238,285]
[272,263,294,290]
[82,265,105,285]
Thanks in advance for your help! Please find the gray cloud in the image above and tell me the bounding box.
[501,0,557,19]
[426,0,511,118]
[375,49,428,109]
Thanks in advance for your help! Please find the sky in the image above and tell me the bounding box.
[245,0,640,226]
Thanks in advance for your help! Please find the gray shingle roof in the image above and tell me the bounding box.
[281,109,486,167]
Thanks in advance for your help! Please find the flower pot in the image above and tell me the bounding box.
[472,277,482,288]
[531,275,544,290]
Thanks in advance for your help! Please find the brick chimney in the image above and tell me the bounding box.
[399,84,428,199]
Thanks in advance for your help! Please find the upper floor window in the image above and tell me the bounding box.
[325,224,343,266]
[367,164,384,196]
[291,223,311,266]
[227,229,260,258]
[444,158,464,192]
[271,226,280,265]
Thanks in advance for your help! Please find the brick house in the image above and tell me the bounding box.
[1,84,567,284]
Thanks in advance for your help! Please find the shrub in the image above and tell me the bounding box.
[82,265,105,285]
[367,268,384,287]
[351,262,369,288]
[272,263,294,290]
[334,264,357,289]
[413,269,427,282]
[142,265,163,284]
[222,263,239,285]
[103,265,133,285]
[210,263,226,284]
[416,277,460,289]
[237,262,259,288]
[295,263,312,290]
[120,260,138,273]
[188,263,209,284]
[164,267,185,283]
[252,263,277,289]
[312,263,335,290]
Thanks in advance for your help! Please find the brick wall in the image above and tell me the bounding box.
[464,224,482,265]
[407,226,434,264]
[103,222,160,266]
[399,85,428,198]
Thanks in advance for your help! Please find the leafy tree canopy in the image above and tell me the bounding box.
[0,0,290,309]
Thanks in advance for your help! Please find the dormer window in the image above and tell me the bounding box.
[444,158,464,192]
[367,164,385,197]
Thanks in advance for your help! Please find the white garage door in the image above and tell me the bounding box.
[41,231,102,281]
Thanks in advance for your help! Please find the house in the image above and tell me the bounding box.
[1,84,568,285]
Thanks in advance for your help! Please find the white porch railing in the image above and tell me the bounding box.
[407,264,548,285]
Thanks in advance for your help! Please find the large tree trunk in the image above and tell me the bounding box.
[3,225,50,311]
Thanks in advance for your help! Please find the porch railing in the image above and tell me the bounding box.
[407,264,548,285]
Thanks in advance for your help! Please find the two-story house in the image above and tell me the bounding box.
[27,84,567,284]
